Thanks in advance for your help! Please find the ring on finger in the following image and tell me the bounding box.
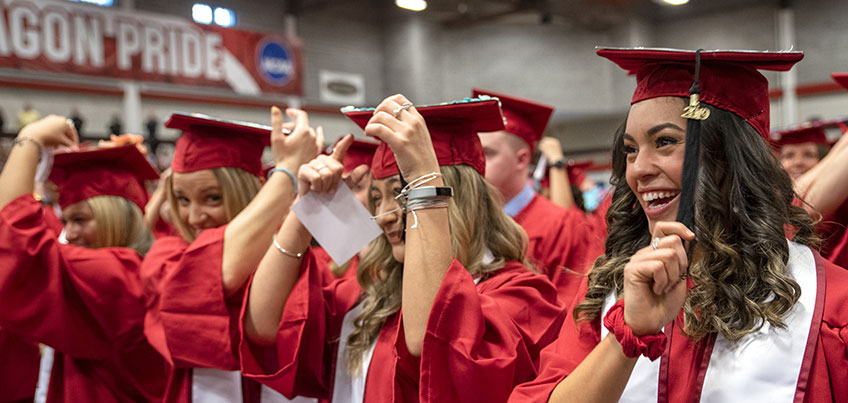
[314,163,328,172]
[651,236,661,250]
[392,102,413,118]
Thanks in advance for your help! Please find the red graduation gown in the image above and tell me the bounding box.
[510,252,848,402]
[819,201,848,268]
[587,191,612,244]
[513,193,604,305]
[239,248,564,402]
[141,226,276,403]
[0,195,168,403]
[41,204,63,235]
[0,327,39,403]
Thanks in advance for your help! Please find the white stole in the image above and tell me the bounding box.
[34,346,54,403]
[603,240,818,402]
[332,303,377,403]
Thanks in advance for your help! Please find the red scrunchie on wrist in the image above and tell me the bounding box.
[603,299,667,361]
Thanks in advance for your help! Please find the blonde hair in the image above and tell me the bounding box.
[86,195,154,256]
[345,164,528,374]
[168,167,262,242]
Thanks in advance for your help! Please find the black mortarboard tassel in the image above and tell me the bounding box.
[677,49,710,233]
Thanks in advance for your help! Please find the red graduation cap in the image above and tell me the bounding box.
[567,160,592,186]
[165,112,271,178]
[471,88,554,153]
[343,98,504,179]
[338,138,379,173]
[598,47,803,231]
[832,73,848,90]
[770,122,828,148]
[49,145,160,210]
[597,47,804,139]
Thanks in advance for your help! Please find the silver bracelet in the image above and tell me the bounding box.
[14,136,43,159]
[272,233,303,258]
[407,186,453,200]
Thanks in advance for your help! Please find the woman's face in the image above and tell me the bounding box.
[63,201,98,248]
[370,176,405,262]
[171,170,229,238]
[779,142,821,180]
[623,97,687,233]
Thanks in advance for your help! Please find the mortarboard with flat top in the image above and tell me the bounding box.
[471,88,554,153]
[338,138,379,173]
[342,97,505,179]
[832,73,848,90]
[598,47,804,231]
[770,122,829,148]
[49,145,160,210]
[165,112,271,178]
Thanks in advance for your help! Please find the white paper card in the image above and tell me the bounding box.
[292,182,383,265]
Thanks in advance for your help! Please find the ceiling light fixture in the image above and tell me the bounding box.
[396,0,427,12]
[662,0,690,5]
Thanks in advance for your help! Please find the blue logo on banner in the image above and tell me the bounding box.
[257,39,294,85]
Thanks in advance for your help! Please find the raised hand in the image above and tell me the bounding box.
[364,94,439,182]
[18,115,79,149]
[297,134,354,196]
[538,137,565,162]
[270,107,323,171]
[622,221,694,336]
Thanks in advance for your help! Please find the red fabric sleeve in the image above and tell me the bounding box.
[0,194,149,359]
[41,204,64,235]
[516,195,604,305]
[403,259,565,403]
[0,327,39,402]
[239,248,360,400]
[509,277,601,402]
[142,225,249,370]
[805,259,848,402]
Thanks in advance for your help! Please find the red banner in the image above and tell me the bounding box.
[0,0,303,95]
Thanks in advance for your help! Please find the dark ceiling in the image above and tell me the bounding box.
[287,0,785,31]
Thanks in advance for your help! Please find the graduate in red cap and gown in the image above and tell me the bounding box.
[0,115,168,402]
[239,95,564,403]
[772,121,831,181]
[511,47,848,402]
[772,120,848,261]
[789,73,848,269]
[473,88,603,304]
[140,108,321,402]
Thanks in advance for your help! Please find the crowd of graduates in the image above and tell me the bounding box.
[0,47,847,403]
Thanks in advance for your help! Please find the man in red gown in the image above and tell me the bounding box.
[474,88,603,304]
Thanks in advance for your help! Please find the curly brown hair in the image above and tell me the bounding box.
[345,164,528,374]
[574,101,819,342]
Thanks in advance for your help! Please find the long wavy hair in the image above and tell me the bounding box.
[87,195,154,256]
[167,167,262,242]
[574,101,818,342]
[345,164,528,374]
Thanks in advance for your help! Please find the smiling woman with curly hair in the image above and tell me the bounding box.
[511,47,848,403]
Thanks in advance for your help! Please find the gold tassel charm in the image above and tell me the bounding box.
[681,93,710,120]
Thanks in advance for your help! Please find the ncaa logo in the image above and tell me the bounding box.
[257,38,294,85]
